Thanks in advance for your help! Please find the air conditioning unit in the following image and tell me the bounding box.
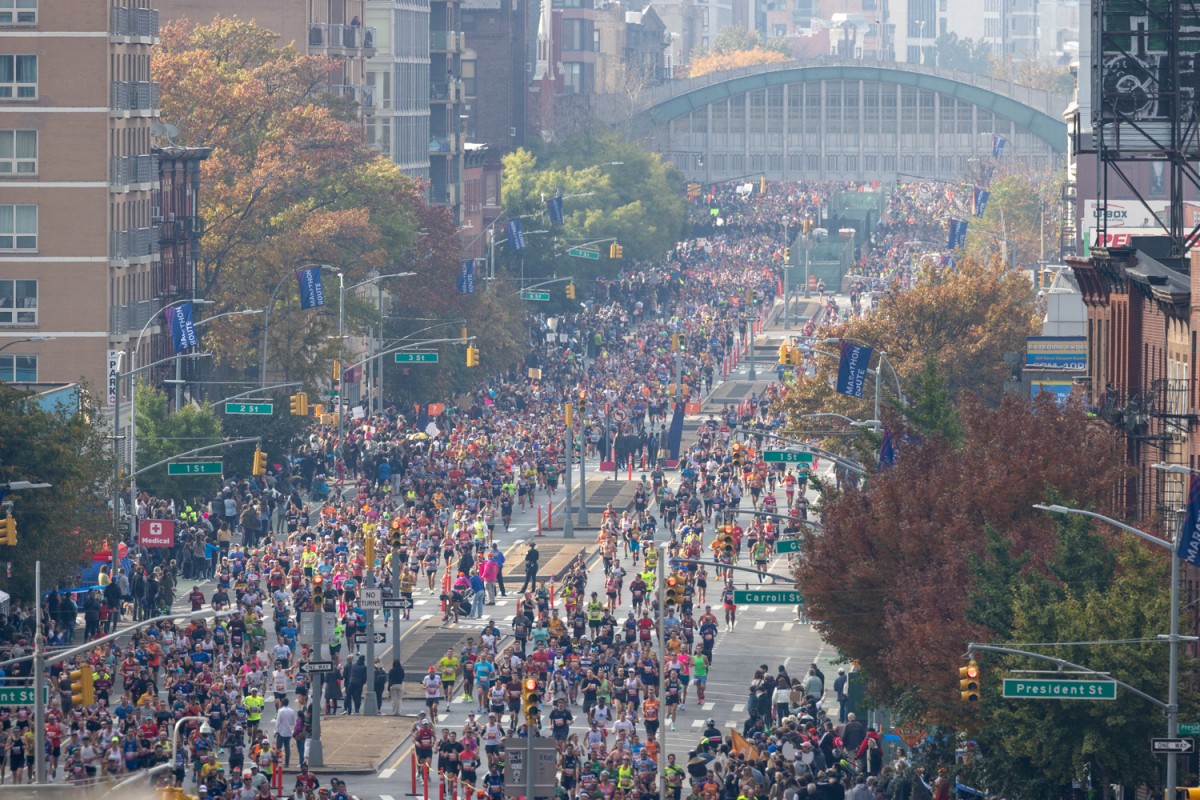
[151,206,163,223]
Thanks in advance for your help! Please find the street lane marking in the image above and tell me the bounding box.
[766,606,778,613]
[754,621,766,630]
[379,769,395,779]
[692,720,704,727]
[702,702,715,710]
[783,623,794,632]
[382,795,396,800]
[732,704,744,713]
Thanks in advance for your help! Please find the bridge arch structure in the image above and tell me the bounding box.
[633,59,1071,185]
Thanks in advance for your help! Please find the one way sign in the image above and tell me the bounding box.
[1151,738,1194,753]
[354,632,387,644]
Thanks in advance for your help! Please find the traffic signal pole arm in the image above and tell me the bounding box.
[212,382,303,408]
[516,276,575,293]
[673,557,794,584]
[734,428,868,476]
[965,642,1167,711]
[129,437,263,480]
[339,336,474,376]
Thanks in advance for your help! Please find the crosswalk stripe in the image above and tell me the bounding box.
[702,702,715,710]
[691,719,704,728]
[783,623,794,632]
[379,769,396,779]
[754,621,766,630]
[766,606,778,613]
[732,704,744,713]
[382,795,396,800]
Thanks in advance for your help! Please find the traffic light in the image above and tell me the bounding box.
[311,403,324,417]
[365,535,375,568]
[312,574,325,606]
[390,524,404,550]
[577,390,587,412]
[332,359,341,394]
[778,345,790,366]
[759,175,766,194]
[461,326,469,341]
[677,333,687,352]
[565,283,576,301]
[751,289,760,305]
[251,447,267,477]
[665,574,684,608]
[609,243,623,259]
[289,392,309,416]
[70,667,95,707]
[788,348,803,367]
[466,345,480,367]
[802,219,813,235]
[784,247,790,263]
[731,442,743,466]
[959,660,981,702]
[0,515,16,546]
[522,677,541,723]
[565,403,573,428]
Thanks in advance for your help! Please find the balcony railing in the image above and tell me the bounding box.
[110,154,158,188]
[431,81,460,102]
[331,85,375,107]
[310,23,377,51]
[110,81,159,114]
[430,31,463,52]
[109,227,160,263]
[109,299,159,337]
[110,7,158,39]
[429,135,451,153]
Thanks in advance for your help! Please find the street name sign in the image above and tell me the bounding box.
[763,450,814,464]
[354,632,387,644]
[734,589,803,605]
[167,461,222,476]
[0,687,48,706]
[776,538,801,554]
[1152,738,1194,753]
[224,402,273,415]
[1181,723,1200,735]
[299,660,335,674]
[1001,678,1117,700]
[359,588,383,610]
[567,248,600,260]
[395,352,439,364]
[519,291,551,301]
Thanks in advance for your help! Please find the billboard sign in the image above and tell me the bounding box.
[1026,337,1087,370]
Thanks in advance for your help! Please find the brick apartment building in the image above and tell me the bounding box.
[0,1,160,433]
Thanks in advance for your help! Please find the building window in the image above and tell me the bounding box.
[0,55,35,99]
[0,278,35,324]
[0,130,35,174]
[0,0,35,25]
[0,354,35,382]
[0,204,36,250]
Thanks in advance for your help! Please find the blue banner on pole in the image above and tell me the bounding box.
[546,196,565,226]
[296,267,326,310]
[166,302,199,353]
[457,259,476,294]
[1178,475,1200,567]
[947,218,969,250]
[992,134,1007,159]
[972,188,990,218]
[879,427,896,470]
[835,341,873,399]
[506,219,526,251]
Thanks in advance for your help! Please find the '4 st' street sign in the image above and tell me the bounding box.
[224,402,273,415]
[763,450,814,464]
[734,589,803,605]
[167,461,222,476]
[1001,678,1117,700]
[395,352,439,363]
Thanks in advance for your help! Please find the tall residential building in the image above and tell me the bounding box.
[0,0,159,430]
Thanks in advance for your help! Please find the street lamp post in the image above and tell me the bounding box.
[0,335,55,355]
[1034,502,1181,796]
[172,717,213,786]
[172,309,263,409]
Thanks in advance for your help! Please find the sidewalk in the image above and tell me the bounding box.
[287,714,415,776]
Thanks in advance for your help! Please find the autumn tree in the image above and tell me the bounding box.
[796,393,1126,727]
[0,385,114,596]
[777,256,1037,433]
[960,173,1061,270]
[688,49,789,78]
[155,18,463,393]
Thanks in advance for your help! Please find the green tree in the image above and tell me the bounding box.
[0,386,114,596]
[934,33,992,74]
[961,173,1059,270]
[499,131,686,288]
[135,381,224,501]
[702,27,790,57]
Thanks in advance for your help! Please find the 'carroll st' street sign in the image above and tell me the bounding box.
[734,589,802,605]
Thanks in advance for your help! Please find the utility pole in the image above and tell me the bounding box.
[363,553,379,715]
[657,546,668,800]
[563,413,575,538]
[33,561,45,783]
[308,604,325,767]
[746,318,757,381]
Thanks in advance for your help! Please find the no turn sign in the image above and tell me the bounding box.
[139,519,175,548]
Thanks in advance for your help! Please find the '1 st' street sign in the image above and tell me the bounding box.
[167,461,222,476]
[734,589,803,605]
[1001,678,1117,700]
[763,450,814,464]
